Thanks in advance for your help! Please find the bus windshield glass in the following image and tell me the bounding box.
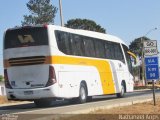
[4,27,48,49]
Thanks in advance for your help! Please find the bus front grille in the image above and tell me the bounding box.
[9,56,46,66]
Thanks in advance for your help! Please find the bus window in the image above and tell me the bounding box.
[114,43,125,63]
[70,34,84,56]
[105,41,114,59]
[83,37,96,57]
[55,31,72,55]
[94,39,105,58]
[122,44,133,73]
[4,27,48,49]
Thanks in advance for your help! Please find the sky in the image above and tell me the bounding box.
[0,0,160,75]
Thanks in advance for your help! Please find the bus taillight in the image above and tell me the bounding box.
[45,66,57,87]
[4,69,12,89]
[43,24,48,28]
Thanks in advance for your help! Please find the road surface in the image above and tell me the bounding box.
[0,89,160,119]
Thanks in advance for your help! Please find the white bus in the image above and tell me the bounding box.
[3,25,135,107]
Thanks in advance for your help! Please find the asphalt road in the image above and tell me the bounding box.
[0,89,160,116]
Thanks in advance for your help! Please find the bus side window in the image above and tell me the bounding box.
[70,34,84,56]
[114,43,125,63]
[122,44,133,73]
[83,37,96,57]
[94,39,105,58]
[55,31,72,55]
[105,41,114,59]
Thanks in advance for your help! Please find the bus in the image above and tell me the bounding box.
[3,25,135,107]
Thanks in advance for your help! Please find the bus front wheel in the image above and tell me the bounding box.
[116,81,125,98]
[78,83,87,103]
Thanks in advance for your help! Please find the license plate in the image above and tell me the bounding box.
[24,91,33,95]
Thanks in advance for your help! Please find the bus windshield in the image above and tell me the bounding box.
[4,27,48,49]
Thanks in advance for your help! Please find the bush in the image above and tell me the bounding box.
[0,75,4,82]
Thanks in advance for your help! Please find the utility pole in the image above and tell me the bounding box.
[141,37,145,85]
[59,0,64,26]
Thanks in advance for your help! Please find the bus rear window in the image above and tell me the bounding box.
[4,27,49,49]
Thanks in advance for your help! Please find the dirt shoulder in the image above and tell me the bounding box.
[0,96,9,104]
[92,98,160,114]
[60,98,160,120]
[0,96,25,105]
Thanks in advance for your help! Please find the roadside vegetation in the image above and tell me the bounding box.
[0,75,4,82]
[134,82,160,90]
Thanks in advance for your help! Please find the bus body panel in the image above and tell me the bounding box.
[7,65,49,89]
[57,64,103,98]
[5,83,59,100]
[51,56,116,95]
[3,46,51,90]
[3,25,134,101]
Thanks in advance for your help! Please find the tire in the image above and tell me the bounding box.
[34,99,53,107]
[116,82,125,98]
[78,83,87,104]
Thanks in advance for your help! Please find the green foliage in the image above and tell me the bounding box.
[0,75,4,82]
[22,0,57,25]
[65,18,106,33]
[132,66,140,76]
[129,37,150,57]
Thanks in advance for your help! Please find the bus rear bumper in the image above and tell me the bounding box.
[6,86,58,100]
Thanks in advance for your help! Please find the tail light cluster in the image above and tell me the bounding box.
[45,66,57,87]
[4,69,12,89]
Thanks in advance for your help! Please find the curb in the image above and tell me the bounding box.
[134,88,160,92]
[133,89,151,92]
[65,98,153,114]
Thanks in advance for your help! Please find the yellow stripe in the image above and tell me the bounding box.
[50,56,115,94]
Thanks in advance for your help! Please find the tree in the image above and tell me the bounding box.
[65,18,106,33]
[129,36,150,57]
[0,75,4,82]
[22,0,57,25]
[129,37,150,80]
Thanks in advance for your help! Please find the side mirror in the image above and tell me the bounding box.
[127,51,137,64]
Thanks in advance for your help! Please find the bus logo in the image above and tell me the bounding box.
[18,35,35,43]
